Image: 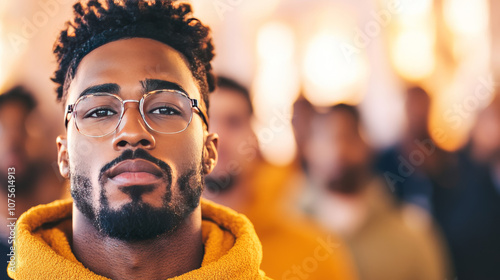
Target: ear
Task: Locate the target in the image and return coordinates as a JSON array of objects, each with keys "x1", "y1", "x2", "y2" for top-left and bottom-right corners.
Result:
[
  {"x1": 202, "y1": 132, "x2": 218, "y2": 174},
  {"x1": 56, "y1": 135, "x2": 70, "y2": 179}
]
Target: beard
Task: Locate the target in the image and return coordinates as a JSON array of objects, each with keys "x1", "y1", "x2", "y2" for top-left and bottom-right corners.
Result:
[
  {"x1": 325, "y1": 165, "x2": 370, "y2": 194},
  {"x1": 70, "y1": 149, "x2": 203, "y2": 241},
  {"x1": 204, "y1": 173, "x2": 238, "y2": 194}
]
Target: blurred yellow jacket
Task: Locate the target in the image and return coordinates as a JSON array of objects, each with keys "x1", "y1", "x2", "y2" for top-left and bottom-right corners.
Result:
[{"x1": 235, "y1": 161, "x2": 359, "y2": 280}]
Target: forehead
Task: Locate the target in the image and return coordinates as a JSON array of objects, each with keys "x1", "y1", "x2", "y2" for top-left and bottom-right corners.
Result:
[
  {"x1": 66, "y1": 38, "x2": 200, "y2": 104},
  {"x1": 313, "y1": 110, "x2": 358, "y2": 135},
  {"x1": 0, "y1": 101, "x2": 29, "y2": 120}
]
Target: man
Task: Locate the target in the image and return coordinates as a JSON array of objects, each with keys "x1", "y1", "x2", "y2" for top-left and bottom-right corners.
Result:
[
  {"x1": 431, "y1": 94, "x2": 500, "y2": 279},
  {"x1": 204, "y1": 77, "x2": 259, "y2": 210},
  {"x1": 302, "y1": 104, "x2": 449, "y2": 280},
  {"x1": 376, "y1": 86, "x2": 456, "y2": 213},
  {"x1": 9, "y1": 1, "x2": 269, "y2": 279},
  {"x1": 204, "y1": 77, "x2": 359, "y2": 280}
]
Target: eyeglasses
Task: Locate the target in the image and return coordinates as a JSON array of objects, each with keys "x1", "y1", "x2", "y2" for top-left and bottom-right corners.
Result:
[{"x1": 64, "y1": 89, "x2": 209, "y2": 137}]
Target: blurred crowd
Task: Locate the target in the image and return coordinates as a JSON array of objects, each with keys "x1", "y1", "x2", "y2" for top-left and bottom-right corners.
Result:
[
  {"x1": 2, "y1": 0, "x2": 500, "y2": 279},
  {"x1": 201, "y1": 77, "x2": 500, "y2": 280}
]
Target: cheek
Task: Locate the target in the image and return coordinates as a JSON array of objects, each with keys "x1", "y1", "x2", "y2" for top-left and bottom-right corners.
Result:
[
  {"x1": 68, "y1": 136, "x2": 92, "y2": 173},
  {"x1": 158, "y1": 130, "x2": 204, "y2": 173},
  {"x1": 67, "y1": 134, "x2": 107, "y2": 184},
  {"x1": 67, "y1": 135, "x2": 118, "y2": 209}
]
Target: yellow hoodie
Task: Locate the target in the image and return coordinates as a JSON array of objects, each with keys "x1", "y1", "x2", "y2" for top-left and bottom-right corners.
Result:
[{"x1": 8, "y1": 199, "x2": 271, "y2": 279}]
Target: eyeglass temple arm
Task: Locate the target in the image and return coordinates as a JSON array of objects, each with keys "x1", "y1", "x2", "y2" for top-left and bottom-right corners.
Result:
[
  {"x1": 64, "y1": 105, "x2": 74, "y2": 128},
  {"x1": 191, "y1": 99, "x2": 209, "y2": 129}
]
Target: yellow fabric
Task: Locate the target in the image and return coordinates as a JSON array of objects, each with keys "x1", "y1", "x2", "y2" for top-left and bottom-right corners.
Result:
[
  {"x1": 8, "y1": 198, "x2": 271, "y2": 279},
  {"x1": 242, "y1": 161, "x2": 359, "y2": 280}
]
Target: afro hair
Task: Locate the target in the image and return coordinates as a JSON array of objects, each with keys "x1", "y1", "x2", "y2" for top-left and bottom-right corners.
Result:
[{"x1": 52, "y1": 0, "x2": 215, "y2": 109}]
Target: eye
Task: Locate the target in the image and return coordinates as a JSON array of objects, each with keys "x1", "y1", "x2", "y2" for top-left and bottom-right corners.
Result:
[
  {"x1": 149, "y1": 106, "x2": 182, "y2": 116},
  {"x1": 85, "y1": 108, "x2": 117, "y2": 118}
]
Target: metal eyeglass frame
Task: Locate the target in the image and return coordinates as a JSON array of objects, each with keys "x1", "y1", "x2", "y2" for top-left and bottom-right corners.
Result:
[{"x1": 64, "y1": 89, "x2": 209, "y2": 137}]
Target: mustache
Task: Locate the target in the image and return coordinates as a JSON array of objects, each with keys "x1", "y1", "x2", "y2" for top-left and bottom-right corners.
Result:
[{"x1": 99, "y1": 149, "x2": 172, "y2": 182}]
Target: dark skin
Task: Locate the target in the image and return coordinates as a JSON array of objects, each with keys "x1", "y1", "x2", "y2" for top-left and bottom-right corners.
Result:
[
  {"x1": 204, "y1": 87, "x2": 259, "y2": 211},
  {"x1": 305, "y1": 110, "x2": 373, "y2": 194},
  {"x1": 56, "y1": 38, "x2": 218, "y2": 280}
]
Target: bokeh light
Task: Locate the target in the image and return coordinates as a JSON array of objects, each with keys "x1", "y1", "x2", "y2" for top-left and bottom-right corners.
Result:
[
  {"x1": 391, "y1": 28, "x2": 436, "y2": 81},
  {"x1": 443, "y1": 0, "x2": 489, "y2": 36},
  {"x1": 302, "y1": 32, "x2": 369, "y2": 106},
  {"x1": 253, "y1": 21, "x2": 299, "y2": 166}
]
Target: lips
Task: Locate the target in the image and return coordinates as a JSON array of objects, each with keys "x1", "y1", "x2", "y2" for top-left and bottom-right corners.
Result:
[{"x1": 106, "y1": 159, "x2": 164, "y2": 186}]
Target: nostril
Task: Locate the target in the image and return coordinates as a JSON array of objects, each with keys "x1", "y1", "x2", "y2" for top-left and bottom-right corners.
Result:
[
  {"x1": 139, "y1": 139, "x2": 151, "y2": 147},
  {"x1": 117, "y1": 140, "x2": 128, "y2": 147},
  {"x1": 116, "y1": 139, "x2": 151, "y2": 148}
]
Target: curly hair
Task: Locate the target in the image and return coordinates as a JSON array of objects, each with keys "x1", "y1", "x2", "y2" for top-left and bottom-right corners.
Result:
[{"x1": 52, "y1": 0, "x2": 215, "y2": 109}]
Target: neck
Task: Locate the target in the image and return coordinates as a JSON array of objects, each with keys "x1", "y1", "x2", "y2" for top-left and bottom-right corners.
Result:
[{"x1": 72, "y1": 205, "x2": 204, "y2": 280}]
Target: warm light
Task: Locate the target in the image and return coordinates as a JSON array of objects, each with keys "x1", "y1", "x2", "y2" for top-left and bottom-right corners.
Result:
[
  {"x1": 254, "y1": 21, "x2": 298, "y2": 110},
  {"x1": 252, "y1": 21, "x2": 299, "y2": 166},
  {"x1": 443, "y1": 0, "x2": 489, "y2": 35},
  {"x1": 252, "y1": 116, "x2": 298, "y2": 167},
  {"x1": 257, "y1": 21, "x2": 295, "y2": 63},
  {"x1": 392, "y1": 28, "x2": 435, "y2": 81},
  {"x1": 302, "y1": 32, "x2": 368, "y2": 106},
  {"x1": 252, "y1": 69, "x2": 299, "y2": 166},
  {"x1": 189, "y1": 0, "x2": 281, "y2": 24},
  {"x1": 398, "y1": 0, "x2": 433, "y2": 17},
  {"x1": 236, "y1": 0, "x2": 282, "y2": 21}
]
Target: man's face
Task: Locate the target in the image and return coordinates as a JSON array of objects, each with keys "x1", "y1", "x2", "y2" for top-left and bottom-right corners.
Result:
[
  {"x1": 0, "y1": 101, "x2": 30, "y2": 178},
  {"x1": 405, "y1": 90, "x2": 430, "y2": 137},
  {"x1": 305, "y1": 110, "x2": 370, "y2": 192},
  {"x1": 57, "y1": 38, "x2": 217, "y2": 241},
  {"x1": 208, "y1": 87, "x2": 256, "y2": 179}
]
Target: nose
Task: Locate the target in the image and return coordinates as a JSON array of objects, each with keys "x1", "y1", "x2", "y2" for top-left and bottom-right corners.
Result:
[{"x1": 112, "y1": 103, "x2": 156, "y2": 151}]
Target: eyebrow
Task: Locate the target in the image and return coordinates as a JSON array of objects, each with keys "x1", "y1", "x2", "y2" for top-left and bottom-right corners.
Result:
[
  {"x1": 141, "y1": 79, "x2": 187, "y2": 96},
  {"x1": 78, "y1": 83, "x2": 121, "y2": 99},
  {"x1": 77, "y1": 79, "x2": 188, "y2": 100}
]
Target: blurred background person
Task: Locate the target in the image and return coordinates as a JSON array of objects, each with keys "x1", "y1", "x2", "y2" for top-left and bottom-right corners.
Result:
[
  {"x1": 375, "y1": 85, "x2": 500, "y2": 279},
  {"x1": 375, "y1": 86, "x2": 457, "y2": 213},
  {"x1": 292, "y1": 95, "x2": 316, "y2": 172},
  {"x1": 279, "y1": 95, "x2": 318, "y2": 219},
  {"x1": 204, "y1": 76, "x2": 359, "y2": 280},
  {"x1": 0, "y1": 86, "x2": 67, "y2": 278},
  {"x1": 204, "y1": 76, "x2": 260, "y2": 211},
  {"x1": 431, "y1": 93, "x2": 500, "y2": 279},
  {"x1": 301, "y1": 104, "x2": 449, "y2": 280}
]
